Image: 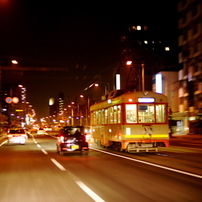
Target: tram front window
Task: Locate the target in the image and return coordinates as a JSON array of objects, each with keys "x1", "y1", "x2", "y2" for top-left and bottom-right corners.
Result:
[
  {"x1": 126, "y1": 104, "x2": 137, "y2": 123},
  {"x1": 138, "y1": 104, "x2": 154, "y2": 123}
]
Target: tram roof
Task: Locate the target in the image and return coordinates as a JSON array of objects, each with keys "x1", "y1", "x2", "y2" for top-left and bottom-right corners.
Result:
[{"x1": 90, "y1": 91, "x2": 168, "y2": 111}]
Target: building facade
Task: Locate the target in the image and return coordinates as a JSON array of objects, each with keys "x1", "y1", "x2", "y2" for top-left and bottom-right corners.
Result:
[{"x1": 178, "y1": 0, "x2": 202, "y2": 133}]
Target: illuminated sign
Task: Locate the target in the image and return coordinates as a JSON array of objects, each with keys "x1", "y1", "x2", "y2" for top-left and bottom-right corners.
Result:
[
  {"x1": 138, "y1": 98, "x2": 155, "y2": 103},
  {"x1": 5, "y1": 97, "x2": 12, "y2": 103},
  {"x1": 5, "y1": 97, "x2": 19, "y2": 104},
  {"x1": 15, "y1": 109, "x2": 23, "y2": 112},
  {"x1": 155, "y1": 73, "x2": 163, "y2": 93},
  {"x1": 116, "y1": 74, "x2": 120, "y2": 90}
]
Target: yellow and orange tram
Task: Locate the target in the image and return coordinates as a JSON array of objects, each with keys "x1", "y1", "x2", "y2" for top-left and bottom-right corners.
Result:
[{"x1": 90, "y1": 91, "x2": 169, "y2": 153}]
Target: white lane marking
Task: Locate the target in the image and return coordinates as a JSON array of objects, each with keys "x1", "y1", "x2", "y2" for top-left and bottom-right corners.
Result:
[
  {"x1": 41, "y1": 149, "x2": 48, "y2": 155},
  {"x1": 0, "y1": 140, "x2": 7, "y2": 146},
  {"x1": 32, "y1": 138, "x2": 48, "y2": 155},
  {"x1": 51, "y1": 158, "x2": 66, "y2": 171},
  {"x1": 76, "y1": 181, "x2": 105, "y2": 202},
  {"x1": 90, "y1": 147, "x2": 202, "y2": 179},
  {"x1": 32, "y1": 137, "x2": 37, "y2": 144}
]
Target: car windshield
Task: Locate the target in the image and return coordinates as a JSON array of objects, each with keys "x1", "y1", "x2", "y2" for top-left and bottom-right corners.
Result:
[{"x1": 9, "y1": 129, "x2": 25, "y2": 134}]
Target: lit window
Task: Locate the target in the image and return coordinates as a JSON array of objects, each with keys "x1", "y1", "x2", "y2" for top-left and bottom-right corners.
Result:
[
  {"x1": 165, "y1": 47, "x2": 170, "y2": 51},
  {"x1": 117, "y1": 105, "x2": 121, "y2": 123}
]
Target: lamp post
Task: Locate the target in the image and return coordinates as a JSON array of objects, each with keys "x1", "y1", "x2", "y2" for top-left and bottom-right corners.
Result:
[
  {"x1": 79, "y1": 95, "x2": 90, "y2": 126},
  {"x1": 141, "y1": 63, "x2": 145, "y2": 91},
  {"x1": 126, "y1": 60, "x2": 145, "y2": 91}
]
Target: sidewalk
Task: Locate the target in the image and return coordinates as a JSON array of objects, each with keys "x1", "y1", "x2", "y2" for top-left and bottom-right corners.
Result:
[{"x1": 170, "y1": 133, "x2": 202, "y2": 142}]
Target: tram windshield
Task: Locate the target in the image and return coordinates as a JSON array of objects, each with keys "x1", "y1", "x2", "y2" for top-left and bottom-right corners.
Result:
[{"x1": 126, "y1": 104, "x2": 166, "y2": 123}]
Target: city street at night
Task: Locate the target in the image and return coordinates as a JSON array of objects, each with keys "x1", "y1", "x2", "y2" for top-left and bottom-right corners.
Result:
[
  {"x1": 0, "y1": 133, "x2": 201, "y2": 202},
  {"x1": 0, "y1": 1, "x2": 202, "y2": 202}
]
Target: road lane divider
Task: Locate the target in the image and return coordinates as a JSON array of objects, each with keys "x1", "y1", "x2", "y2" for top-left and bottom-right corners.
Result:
[
  {"x1": 41, "y1": 149, "x2": 48, "y2": 155},
  {"x1": 76, "y1": 181, "x2": 105, "y2": 202},
  {"x1": 32, "y1": 137, "x2": 49, "y2": 155},
  {"x1": 50, "y1": 158, "x2": 66, "y2": 171},
  {"x1": 31, "y1": 137, "x2": 105, "y2": 201}
]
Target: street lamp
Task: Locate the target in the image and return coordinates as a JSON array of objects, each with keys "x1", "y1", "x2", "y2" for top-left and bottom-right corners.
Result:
[
  {"x1": 126, "y1": 60, "x2": 132, "y2": 65},
  {"x1": 94, "y1": 82, "x2": 110, "y2": 96}
]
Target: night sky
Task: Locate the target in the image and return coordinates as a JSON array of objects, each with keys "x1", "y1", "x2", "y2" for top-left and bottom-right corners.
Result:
[{"x1": 0, "y1": 0, "x2": 178, "y2": 118}]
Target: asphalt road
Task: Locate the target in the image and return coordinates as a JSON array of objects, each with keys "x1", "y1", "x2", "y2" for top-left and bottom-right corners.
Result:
[{"x1": 0, "y1": 134, "x2": 202, "y2": 202}]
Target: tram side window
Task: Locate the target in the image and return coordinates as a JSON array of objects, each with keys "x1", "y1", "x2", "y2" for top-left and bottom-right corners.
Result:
[
  {"x1": 101, "y1": 109, "x2": 105, "y2": 124},
  {"x1": 156, "y1": 104, "x2": 166, "y2": 123},
  {"x1": 98, "y1": 110, "x2": 102, "y2": 124},
  {"x1": 138, "y1": 104, "x2": 154, "y2": 123},
  {"x1": 113, "y1": 106, "x2": 117, "y2": 123},
  {"x1": 126, "y1": 104, "x2": 137, "y2": 123},
  {"x1": 109, "y1": 107, "x2": 114, "y2": 124},
  {"x1": 104, "y1": 109, "x2": 108, "y2": 124},
  {"x1": 95, "y1": 111, "x2": 98, "y2": 124},
  {"x1": 93, "y1": 111, "x2": 97, "y2": 125},
  {"x1": 117, "y1": 105, "x2": 121, "y2": 123}
]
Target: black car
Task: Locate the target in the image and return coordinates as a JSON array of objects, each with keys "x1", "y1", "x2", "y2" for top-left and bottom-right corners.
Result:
[{"x1": 56, "y1": 126, "x2": 89, "y2": 155}]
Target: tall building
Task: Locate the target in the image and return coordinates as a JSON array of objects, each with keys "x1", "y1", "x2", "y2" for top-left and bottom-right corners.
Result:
[
  {"x1": 118, "y1": 25, "x2": 178, "y2": 92},
  {"x1": 178, "y1": 0, "x2": 202, "y2": 133},
  {"x1": 58, "y1": 93, "x2": 64, "y2": 114},
  {"x1": 49, "y1": 93, "x2": 64, "y2": 117}
]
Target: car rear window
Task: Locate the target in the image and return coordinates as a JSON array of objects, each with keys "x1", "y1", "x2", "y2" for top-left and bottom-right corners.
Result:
[
  {"x1": 60, "y1": 127, "x2": 81, "y2": 135},
  {"x1": 9, "y1": 130, "x2": 25, "y2": 134}
]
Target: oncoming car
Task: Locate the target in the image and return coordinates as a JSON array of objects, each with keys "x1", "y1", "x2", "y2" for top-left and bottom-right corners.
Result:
[
  {"x1": 37, "y1": 128, "x2": 48, "y2": 136},
  {"x1": 56, "y1": 126, "x2": 89, "y2": 155},
  {"x1": 7, "y1": 129, "x2": 28, "y2": 145}
]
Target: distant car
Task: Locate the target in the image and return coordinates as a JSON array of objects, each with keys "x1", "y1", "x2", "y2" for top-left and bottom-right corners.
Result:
[
  {"x1": 44, "y1": 127, "x2": 52, "y2": 131},
  {"x1": 56, "y1": 126, "x2": 89, "y2": 155},
  {"x1": 7, "y1": 129, "x2": 28, "y2": 145},
  {"x1": 37, "y1": 128, "x2": 48, "y2": 135}
]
